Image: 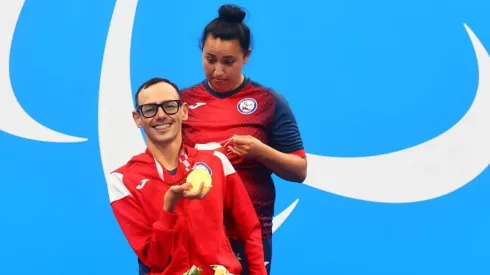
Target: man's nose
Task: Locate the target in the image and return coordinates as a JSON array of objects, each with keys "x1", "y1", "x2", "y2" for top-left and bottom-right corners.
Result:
[{"x1": 155, "y1": 106, "x2": 168, "y2": 118}]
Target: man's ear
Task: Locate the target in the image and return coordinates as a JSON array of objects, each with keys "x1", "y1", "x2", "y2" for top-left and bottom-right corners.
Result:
[
  {"x1": 181, "y1": 102, "x2": 189, "y2": 121},
  {"x1": 132, "y1": 110, "x2": 142, "y2": 128}
]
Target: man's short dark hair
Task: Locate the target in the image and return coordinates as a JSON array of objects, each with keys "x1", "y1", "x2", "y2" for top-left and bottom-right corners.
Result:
[{"x1": 134, "y1": 77, "x2": 180, "y2": 107}]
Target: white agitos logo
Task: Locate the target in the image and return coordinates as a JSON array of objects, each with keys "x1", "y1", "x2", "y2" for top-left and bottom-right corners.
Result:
[
  {"x1": 2, "y1": 1, "x2": 489, "y2": 233},
  {"x1": 0, "y1": 1, "x2": 87, "y2": 143}
]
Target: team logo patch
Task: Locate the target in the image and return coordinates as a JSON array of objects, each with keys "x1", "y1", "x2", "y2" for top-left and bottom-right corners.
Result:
[
  {"x1": 237, "y1": 98, "x2": 257, "y2": 114},
  {"x1": 193, "y1": 162, "x2": 212, "y2": 175}
]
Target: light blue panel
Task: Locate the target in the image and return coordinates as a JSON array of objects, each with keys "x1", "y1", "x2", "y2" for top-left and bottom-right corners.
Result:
[{"x1": 0, "y1": 0, "x2": 488, "y2": 274}]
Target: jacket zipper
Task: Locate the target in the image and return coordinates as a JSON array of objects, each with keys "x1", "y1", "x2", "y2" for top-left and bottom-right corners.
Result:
[{"x1": 184, "y1": 199, "x2": 193, "y2": 266}]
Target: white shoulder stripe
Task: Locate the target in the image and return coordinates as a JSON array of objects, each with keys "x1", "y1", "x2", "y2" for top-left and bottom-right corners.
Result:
[
  {"x1": 213, "y1": 151, "x2": 236, "y2": 176},
  {"x1": 108, "y1": 172, "x2": 131, "y2": 203}
]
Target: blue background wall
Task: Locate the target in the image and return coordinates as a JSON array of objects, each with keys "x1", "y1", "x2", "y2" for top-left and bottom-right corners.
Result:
[{"x1": 1, "y1": 0, "x2": 489, "y2": 274}]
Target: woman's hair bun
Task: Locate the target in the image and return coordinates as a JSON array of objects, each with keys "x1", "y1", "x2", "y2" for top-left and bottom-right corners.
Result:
[{"x1": 218, "y1": 4, "x2": 246, "y2": 24}]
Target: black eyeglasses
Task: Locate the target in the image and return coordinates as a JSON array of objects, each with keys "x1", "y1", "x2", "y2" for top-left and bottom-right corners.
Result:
[{"x1": 137, "y1": 100, "x2": 182, "y2": 118}]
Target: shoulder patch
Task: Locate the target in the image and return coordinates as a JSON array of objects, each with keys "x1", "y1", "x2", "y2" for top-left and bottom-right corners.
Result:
[{"x1": 193, "y1": 161, "x2": 213, "y2": 176}]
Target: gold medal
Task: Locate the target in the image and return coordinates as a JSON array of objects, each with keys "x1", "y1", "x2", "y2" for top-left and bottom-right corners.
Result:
[
  {"x1": 211, "y1": 265, "x2": 233, "y2": 275},
  {"x1": 183, "y1": 265, "x2": 202, "y2": 275},
  {"x1": 186, "y1": 167, "x2": 212, "y2": 196}
]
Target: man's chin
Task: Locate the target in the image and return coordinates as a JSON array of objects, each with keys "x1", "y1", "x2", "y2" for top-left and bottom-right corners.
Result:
[
  {"x1": 154, "y1": 134, "x2": 173, "y2": 143},
  {"x1": 144, "y1": 130, "x2": 166, "y2": 141}
]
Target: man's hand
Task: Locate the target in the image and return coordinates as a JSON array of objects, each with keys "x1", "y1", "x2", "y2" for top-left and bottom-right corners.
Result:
[{"x1": 163, "y1": 181, "x2": 208, "y2": 212}]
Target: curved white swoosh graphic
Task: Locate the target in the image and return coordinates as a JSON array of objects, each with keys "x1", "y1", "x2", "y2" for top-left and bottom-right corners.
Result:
[
  {"x1": 0, "y1": 0, "x2": 87, "y2": 143},
  {"x1": 97, "y1": 0, "x2": 297, "y2": 233},
  {"x1": 98, "y1": 0, "x2": 146, "y2": 182},
  {"x1": 98, "y1": 0, "x2": 489, "y2": 232},
  {"x1": 271, "y1": 199, "x2": 299, "y2": 233},
  {"x1": 304, "y1": 24, "x2": 489, "y2": 203}
]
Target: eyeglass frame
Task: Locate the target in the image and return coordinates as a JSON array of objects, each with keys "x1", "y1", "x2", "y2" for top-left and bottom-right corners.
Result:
[{"x1": 136, "y1": 100, "x2": 182, "y2": 118}]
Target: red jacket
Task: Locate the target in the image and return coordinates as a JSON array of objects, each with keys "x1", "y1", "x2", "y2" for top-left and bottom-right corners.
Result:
[{"x1": 107, "y1": 145, "x2": 266, "y2": 275}]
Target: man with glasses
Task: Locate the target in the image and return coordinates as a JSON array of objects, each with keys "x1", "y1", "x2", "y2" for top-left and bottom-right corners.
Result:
[{"x1": 106, "y1": 77, "x2": 267, "y2": 275}]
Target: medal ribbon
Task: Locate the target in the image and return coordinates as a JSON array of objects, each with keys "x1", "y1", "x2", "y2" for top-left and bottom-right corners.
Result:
[
  {"x1": 194, "y1": 136, "x2": 236, "y2": 155},
  {"x1": 153, "y1": 146, "x2": 192, "y2": 185}
]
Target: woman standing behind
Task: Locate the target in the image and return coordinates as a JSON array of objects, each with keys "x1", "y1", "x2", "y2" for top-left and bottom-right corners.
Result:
[{"x1": 181, "y1": 4, "x2": 307, "y2": 275}]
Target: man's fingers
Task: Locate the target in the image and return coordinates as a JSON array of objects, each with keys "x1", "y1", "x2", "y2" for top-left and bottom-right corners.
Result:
[
  {"x1": 183, "y1": 181, "x2": 204, "y2": 198},
  {"x1": 196, "y1": 181, "x2": 204, "y2": 194},
  {"x1": 180, "y1": 182, "x2": 192, "y2": 191},
  {"x1": 199, "y1": 187, "x2": 211, "y2": 199}
]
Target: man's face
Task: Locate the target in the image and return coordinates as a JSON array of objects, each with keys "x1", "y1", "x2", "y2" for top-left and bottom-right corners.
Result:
[{"x1": 132, "y1": 82, "x2": 188, "y2": 145}]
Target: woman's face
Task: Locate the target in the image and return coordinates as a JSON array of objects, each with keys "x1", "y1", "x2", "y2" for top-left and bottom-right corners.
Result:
[{"x1": 202, "y1": 34, "x2": 250, "y2": 92}]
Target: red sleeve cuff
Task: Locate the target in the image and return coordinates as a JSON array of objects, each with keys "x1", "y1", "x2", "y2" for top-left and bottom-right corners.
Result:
[
  {"x1": 153, "y1": 210, "x2": 179, "y2": 231},
  {"x1": 288, "y1": 149, "x2": 306, "y2": 158}
]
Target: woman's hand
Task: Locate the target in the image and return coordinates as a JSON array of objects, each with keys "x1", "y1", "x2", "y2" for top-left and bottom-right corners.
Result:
[{"x1": 227, "y1": 135, "x2": 267, "y2": 159}]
